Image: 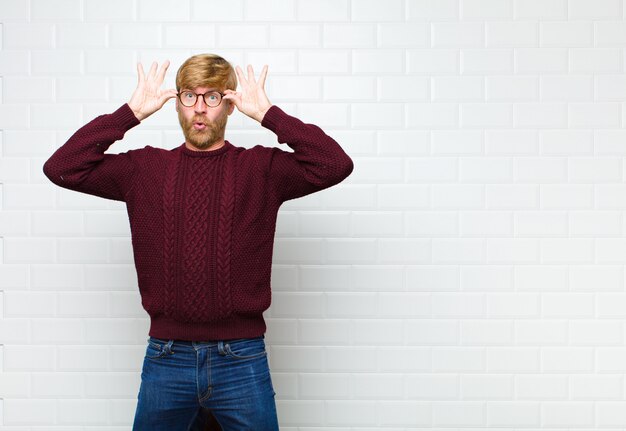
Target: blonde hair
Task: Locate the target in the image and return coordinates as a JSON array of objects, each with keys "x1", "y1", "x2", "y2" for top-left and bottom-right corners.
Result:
[{"x1": 175, "y1": 54, "x2": 237, "y2": 92}]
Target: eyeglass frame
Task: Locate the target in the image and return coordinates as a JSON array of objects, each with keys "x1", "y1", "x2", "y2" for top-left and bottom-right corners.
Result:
[{"x1": 177, "y1": 89, "x2": 226, "y2": 108}]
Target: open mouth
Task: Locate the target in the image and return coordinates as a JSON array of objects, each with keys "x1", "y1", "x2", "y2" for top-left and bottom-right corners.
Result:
[{"x1": 193, "y1": 122, "x2": 207, "y2": 131}]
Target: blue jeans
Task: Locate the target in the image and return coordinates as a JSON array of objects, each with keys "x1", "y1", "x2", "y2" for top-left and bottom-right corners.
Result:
[{"x1": 132, "y1": 336, "x2": 279, "y2": 430}]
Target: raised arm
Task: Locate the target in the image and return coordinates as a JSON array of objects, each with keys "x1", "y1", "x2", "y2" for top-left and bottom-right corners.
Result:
[
  {"x1": 224, "y1": 64, "x2": 353, "y2": 202},
  {"x1": 43, "y1": 61, "x2": 176, "y2": 201}
]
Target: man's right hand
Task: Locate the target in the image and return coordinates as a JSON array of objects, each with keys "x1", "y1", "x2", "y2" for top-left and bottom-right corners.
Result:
[{"x1": 128, "y1": 61, "x2": 177, "y2": 121}]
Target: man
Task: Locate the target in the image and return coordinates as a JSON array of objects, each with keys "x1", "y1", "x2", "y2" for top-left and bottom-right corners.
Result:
[{"x1": 43, "y1": 54, "x2": 353, "y2": 430}]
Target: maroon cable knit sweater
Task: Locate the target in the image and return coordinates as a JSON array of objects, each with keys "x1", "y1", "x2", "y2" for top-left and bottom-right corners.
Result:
[{"x1": 43, "y1": 104, "x2": 353, "y2": 340}]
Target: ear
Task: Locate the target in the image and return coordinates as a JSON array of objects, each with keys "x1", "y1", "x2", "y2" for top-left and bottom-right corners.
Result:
[
  {"x1": 227, "y1": 101, "x2": 235, "y2": 115},
  {"x1": 175, "y1": 98, "x2": 179, "y2": 112}
]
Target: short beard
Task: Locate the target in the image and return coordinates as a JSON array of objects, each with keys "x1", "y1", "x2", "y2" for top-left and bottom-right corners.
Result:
[{"x1": 178, "y1": 110, "x2": 228, "y2": 151}]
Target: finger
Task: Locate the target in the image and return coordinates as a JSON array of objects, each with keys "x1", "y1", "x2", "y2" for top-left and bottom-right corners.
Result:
[
  {"x1": 137, "y1": 62, "x2": 146, "y2": 83},
  {"x1": 258, "y1": 65, "x2": 269, "y2": 88},
  {"x1": 157, "y1": 60, "x2": 170, "y2": 85},
  {"x1": 247, "y1": 65, "x2": 255, "y2": 84},
  {"x1": 235, "y1": 65, "x2": 247, "y2": 87},
  {"x1": 159, "y1": 89, "x2": 178, "y2": 105},
  {"x1": 148, "y1": 61, "x2": 158, "y2": 80}
]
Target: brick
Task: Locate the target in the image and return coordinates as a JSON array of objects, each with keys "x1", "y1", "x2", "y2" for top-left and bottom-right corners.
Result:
[
  {"x1": 569, "y1": 0, "x2": 622, "y2": 19},
  {"x1": 515, "y1": 48, "x2": 568, "y2": 73},
  {"x1": 324, "y1": 77, "x2": 375, "y2": 101},
  {"x1": 270, "y1": 77, "x2": 321, "y2": 101},
  {"x1": 4, "y1": 23, "x2": 54, "y2": 48},
  {"x1": 432, "y1": 185, "x2": 484, "y2": 209},
  {"x1": 460, "y1": 211, "x2": 512, "y2": 236},
  {"x1": 57, "y1": 23, "x2": 107, "y2": 48},
  {"x1": 298, "y1": 320, "x2": 351, "y2": 345},
  {"x1": 32, "y1": 319, "x2": 84, "y2": 343},
  {"x1": 488, "y1": 402, "x2": 541, "y2": 426},
  {"x1": 408, "y1": 0, "x2": 460, "y2": 20},
  {"x1": 4, "y1": 346, "x2": 56, "y2": 371},
  {"x1": 379, "y1": 23, "x2": 428, "y2": 47},
  {"x1": 461, "y1": 265, "x2": 513, "y2": 291},
  {"x1": 461, "y1": 320, "x2": 513, "y2": 345},
  {"x1": 4, "y1": 238, "x2": 56, "y2": 263},
  {"x1": 462, "y1": 0, "x2": 513, "y2": 19},
  {"x1": 31, "y1": 0, "x2": 81, "y2": 21},
  {"x1": 299, "y1": 373, "x2": 349, "y2": 399},
  {"x1": 3, "y1": 400, "x2": 57, "y2": 425},
  {"x1": 514, "y1": 0, "x2": 566, "y2": 19},
  {"x1": 84, "y1": 0, "x2": 134, "y2": 20},
  {"x1": 432, "y1": 76, "x2": 484, "y2": 101},
  {"x1": 541, "y1": 22, "x2": 593, "y2": 47},
  {"x1": 542, "y1": 402, "x2": 594, "y2": 427},
  {"x1": 486, "y1": 22, "x2": 538, "y2": 47},
  {"x1": 270, "y1": 25, "x2": 320, "y2": 48},
  {"x1": 513, "y1": 157, "x2": 567, "y2": 182},
  {"x1": 540, "y1": 129, "x2": 592, "y2": 155},
  {"x1": 570, "y1": 321, "x2": 622, "y2": 345},
  {"x1": 514, "y1": 103, "x2": 567, "y2": 128},
  {"x1": 571, "y1": 266, "x2": 622, "y2": 292},
  {"x1": 463, "y1": 376, "x2": 513, "y2": 400},
  {"x1": 432, "y1": 130, "x2": 482, "y2": 155},
  {"x1": 58, "y1": 292, "x2": 108, "y2": 317},
  {"x1": 596, "y1": 21, "x2": 626, "y2": 46},
  {"x1": 408, "y1": 103, "x2": 459, "y2": 128},
  {"x1": 571, "y1": 49, "x2": 622, "y2": 73},
  {"x1": 217, "y1": 24, "x2": 268, "y2": 48},
  {"x1": 488, "y1": 294, "x2": 539, "y2": 318},
  {"x1": 540, "y1": 184, "x2": 592, "y2": 209},
  {"x1": 487, "y1": 184, "x2": 538, "y2": 209},
  {"x1": 407, "y1": 157, "x2": 457, "y2": 182},
  {"x1": 487, "y1": 76, "x2": 539, "y2": 101},
  {"x1": 352, "y1": 211, "x2": 403, "y2": 237},
  {"x1": 352, "y1": 49, "x2": 404, "y2": 74},
  {"x1": 462, "y1": 49, "x2": 513, "y2": 74},
  {"x1": 244, "y1": 0, "x2": 295, "y2": 20},
  {"x1": 433, "y1": 239, "x2": 485, "y2": 263},
  {"x1": 462, "y1": 103, "x2": 513, "y2": 127},
  {"x1": 487, "y1": 347, "x2": 539, "y2": 372},
  {"x1": 514, "y1": 212, "x2": 568, "y2": 237},
  {"x1": 0, "y1": 0, "x2": 29, "y2": 20},
  {"x1": 515, "y1": 265, "x2": 568, "y2": 291},
  {"x1": 460, "y1": 157, "x2": 513, "y2": 182},
  {"x1": 406, "y1": 211, "x2": 458, "y2": 236},
  {"x1": 487, "y1": 239, "x2": 539, "y2": 263},
  {"x1": 432, "y1": 22, "x2": 485, "y2": 47},
  {"x1": 408, "y1": 49, "x2": 459, "y2": 74},
  {"x1": 433, "y1": 402, "x2": 485, "y2": 426},
  {"x1": 516, "y1": 321, "x2": 568, "y2": 345},
  {"x1": 298, "y1": 50, "x2": 350, "y2": 73},
  {"x1": 569, "y1": 103, "x2": 621, "y2": 128},
  {"x1": 542, "y1": 238, "x2": 595, "y2": 263},
  {"x1": 486, "y1": 130, "x2": 538, "y2": 155},
  {"x1": 296, "y1": 0, "x2": 348, "y2": 21}
]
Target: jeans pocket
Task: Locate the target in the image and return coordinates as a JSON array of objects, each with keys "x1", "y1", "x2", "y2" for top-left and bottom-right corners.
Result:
[
  {"x1": 224, "y1": 338, "x2": 267, "y2": 360},
  {"x1": 145, "y1": 337, "x2": 169, "y2": 359}
]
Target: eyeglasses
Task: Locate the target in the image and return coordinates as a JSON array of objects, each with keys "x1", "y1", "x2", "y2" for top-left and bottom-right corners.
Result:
[{"x1": 177, "y1": 90, "x2": 225, "y2": 108}]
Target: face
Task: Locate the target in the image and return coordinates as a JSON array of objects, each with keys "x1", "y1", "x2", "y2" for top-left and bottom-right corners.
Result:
[{"x1": 176, "y1": 86, "x2": 235, "y2": 151}]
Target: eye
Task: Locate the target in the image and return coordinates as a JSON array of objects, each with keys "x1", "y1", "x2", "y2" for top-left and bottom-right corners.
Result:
[
  {"x1": 207, "y1": 93, "x2": 219, "y2": 101},
  {"x1": 182, "y1": 92, "x2": 195, "y2": 100}
]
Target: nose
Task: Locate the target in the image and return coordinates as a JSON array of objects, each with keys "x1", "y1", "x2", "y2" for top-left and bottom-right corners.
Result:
[{"x1": 194, "y1": 96, "x2": 207, "y2": 113}]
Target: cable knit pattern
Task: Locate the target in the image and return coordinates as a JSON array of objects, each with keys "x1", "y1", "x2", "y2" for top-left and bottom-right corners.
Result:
[
  {"x1": 162, "y1": 150, "x2": 181, "y2": 318},
  {"x1": 43, "y1": 103, "x2": 354, "y2": 341},
  {"x1": 215, "y1": 150, "x2": 237, "y2": 320}
]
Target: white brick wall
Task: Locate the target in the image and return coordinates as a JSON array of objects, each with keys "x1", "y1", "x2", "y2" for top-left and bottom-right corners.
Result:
[{"x1": 4, "y1": 0, "x2": 626, "y2": 428}]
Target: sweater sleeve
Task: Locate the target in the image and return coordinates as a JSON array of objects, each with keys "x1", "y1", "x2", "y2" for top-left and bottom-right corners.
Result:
[
  {"x1": 259, "y1": 105, "x2": 354, "y2": 202},
  {"x1": 43, "y1": 104, "x2": 141, "y2": 201}
]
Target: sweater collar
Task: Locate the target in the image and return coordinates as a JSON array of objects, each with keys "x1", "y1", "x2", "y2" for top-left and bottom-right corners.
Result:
[{"x1": 179, "y1": 141, "x2": 233, "y2": 158}]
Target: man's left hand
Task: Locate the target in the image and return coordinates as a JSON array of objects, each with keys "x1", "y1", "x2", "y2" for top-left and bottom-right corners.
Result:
[{"x1": 223, "y1": 65, "x2": 272, "y2": 123}]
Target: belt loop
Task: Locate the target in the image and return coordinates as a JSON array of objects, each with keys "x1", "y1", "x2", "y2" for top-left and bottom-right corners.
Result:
[
  {"x1": 164, "y1": 340, "x2": 174, "y2": 355},
  {"x1": 217, "y1": 341, "x2": 227, "y2": 356}
]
